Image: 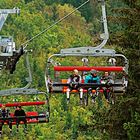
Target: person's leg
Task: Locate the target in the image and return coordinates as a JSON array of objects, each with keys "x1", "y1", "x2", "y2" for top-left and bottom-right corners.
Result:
[
  {"x1": 104, "y1": 90, "x2": 108, "y2": 99},
  {"x1": 8, "y1": 121, "x2": 12, "y2": 134},
  {"x1": 23, "y1": 119, "x2": 27, "y2": 133},
  {"x1": 0, "y1": 122, "x2": 3, "y2": 136},
  {"x1": 0, "y1": 121, "x2": 4, "y2": 137},
  {"x1": 88, "y1": 88, "x2": 92, "y2": 96},
  {"x1": 79, "y1": 88, "x2": 83, "y2": 104},
  {"x1": 24, "y1": 119, "x2": 27, "y2": 129},
  {"x1": 92, "y1": 88, "x2": 99, "y2": 103},
  {"x1": 87, "y1": 88, "x2": 95, "y2": 103},
  {"x1": 103, "y1": 87, "x2": 108, "y2": 100},
  {"x1": 66, "y1": 88, "x2": 70, "y2": 104},
  {"x1": 91, "y1": 95, "x2": 96, "y2": 103},
  {"x1": 103, "y1": 88, "x2": 110, "y2": 103},
  {"x1": 106, "y1": 88, "x2": 110, "y2": 102},
  {"x1": 16, "y1": 119, "x2": 20, "y2": 132}
]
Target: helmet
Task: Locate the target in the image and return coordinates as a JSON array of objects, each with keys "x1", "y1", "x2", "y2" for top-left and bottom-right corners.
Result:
[
  {"x1": 90, "y1": 69, "x2": 97, "y2": 74},
  {"x1": 108, "y1": 58, "x2": 116, "y2": 65},
  {"x1": 73, "y1": 69, "x2": 78, "y2": 73}
]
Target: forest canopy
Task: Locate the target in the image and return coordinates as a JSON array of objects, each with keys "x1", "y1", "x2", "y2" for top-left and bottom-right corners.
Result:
[{"x1": 0, "y1": 0, "x2": 139, "y2": 139}]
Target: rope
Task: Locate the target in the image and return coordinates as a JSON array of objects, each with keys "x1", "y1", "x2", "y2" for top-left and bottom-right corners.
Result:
[{"x1": 21, "y1": 0, "x2": 90, "y2": 49}]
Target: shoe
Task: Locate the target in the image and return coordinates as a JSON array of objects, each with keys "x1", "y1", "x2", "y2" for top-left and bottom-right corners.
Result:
[
  {"x1": 112, "y1": 100, "x2": 115, "y2": 105},
  {"x1": 23, "y1": 128, "x2": 27, "y2": 134},
  {"x1": 0, "y1": 134, "x2": 2, "y2": 138},
  {"x1": 90, "y1": 93, "x2": 92, "y2": 97},
  {"x1": 88, "y1": 88, "x2": 92, "y2": 96},
  {"x1": 106, "y1": 99, "x2": 110, "y2": 103},
  {"x1": 10, "y1": 132, "x2": 12, "y2": 136},
  {"x1": 10, "y1": 130, "x2": 12, "y2": 136},
  {"x1": 92, "y1": 99, "x2": 96, "y2": 103},
  {"x1": 67, "y1": 99, "x2": 70, "y2": 104},
  {"x1": 79, "y1": 99, "x2": 83, "y2": 105}
]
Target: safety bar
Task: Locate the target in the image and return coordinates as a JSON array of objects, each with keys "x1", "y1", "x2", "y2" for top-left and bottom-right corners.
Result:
[
  {"x1": 0, "y1": 115, "x2": 48, "y2": 121},
  {"x1": 0, "y1": 101, "x2": 46, "y2": 107},
  {"x1": 52, "y1": 83, "x2": 123, "y2": 87},
  {"x1": 54, "y1": 66, "x2": 124, "y2": 72}
]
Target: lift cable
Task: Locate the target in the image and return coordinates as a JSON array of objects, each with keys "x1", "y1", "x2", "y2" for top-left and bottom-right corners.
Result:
[{"x1": 21, "y1": 0, "x2": 90, "y2": 49}]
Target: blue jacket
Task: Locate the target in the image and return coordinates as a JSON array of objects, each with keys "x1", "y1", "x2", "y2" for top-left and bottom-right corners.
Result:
[{"x1": 85, "y1": 74, "x2": 100, "y2": 84}]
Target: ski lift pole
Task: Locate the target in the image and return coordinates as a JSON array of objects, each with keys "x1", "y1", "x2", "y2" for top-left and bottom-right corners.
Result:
[
  {"x1": 23, "y1": 50, "x2": 32, "y2": 89},
  {"x1": 101, "y1": 0, "x2": 109, "y2": 39},
  {"x1": 21, "y1": 0, "x2": 90, "y2": 49},
  {"x1": 97, "y1": 0, "x2": 109, "y2": 49}
]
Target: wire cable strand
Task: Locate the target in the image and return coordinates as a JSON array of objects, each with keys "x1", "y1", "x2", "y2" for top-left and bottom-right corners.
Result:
[{"x1": 21, "y1": 0, "x2": 90, "y2": 49}]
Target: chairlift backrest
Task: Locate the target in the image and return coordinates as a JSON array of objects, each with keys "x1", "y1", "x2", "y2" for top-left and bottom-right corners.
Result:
[{"x1": 0, "y1": 36, "x2": 14, "y2": 57}]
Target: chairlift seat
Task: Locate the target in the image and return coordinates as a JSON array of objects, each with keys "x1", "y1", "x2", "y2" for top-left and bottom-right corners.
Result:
[
  {"x1": 2, "y1": 111, "x2": 48, "y2": 125},
  {"x1": 58, "y1": 79, "x2": 108, "y2": 94},
  {"x1": 0, "y1": 101, "x2": 49, "y2": 124}
]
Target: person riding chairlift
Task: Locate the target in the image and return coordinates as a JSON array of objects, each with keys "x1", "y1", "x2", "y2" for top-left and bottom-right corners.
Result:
[
  {"x1": 66, "y1": 69, "x2": 83, "y2": 104},
  {"x1": 0, "y1": 105, "x2": 12, "y2": 137},
  {"x1": 101, "y1": 71, "x2": 114, "y2": 103},
  {"x1": 85, "y1": 69, "x2": 100, "y2": 103},
  {"x1": 14, "y1": 105, "x2": 27, "y2": 133}
]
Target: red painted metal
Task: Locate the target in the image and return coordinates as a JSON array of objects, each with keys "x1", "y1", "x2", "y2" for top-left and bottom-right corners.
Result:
[
  {"x1": 54, "y1": 66, "x2": 124, "y2": 72},
  {"x1": 3, "y1": 112, "x2": 48, "y2": 124},
  {"x1": 0, "y1": 101, "x2": 46, "y2": 107}
]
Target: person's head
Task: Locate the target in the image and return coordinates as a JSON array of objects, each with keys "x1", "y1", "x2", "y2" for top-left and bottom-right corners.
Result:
[
  {"x1": 108, "y1": 58, "x2": 116, "y2": 66},
  {"x1": 2, "y1": 105, "x2": 6, "y2": 110},
  {"x1": 16, "y1": 105, "x2": 21, "y2": 110},
  {"x1": 90, "y1": 69, "x2": 97, "y2": 76},
  {"x1": 73, "y1": 69, "x2": 78, "y2": 75},
  {"x1": 104, "y1": 71, "x2": 109, "y2": 77}
]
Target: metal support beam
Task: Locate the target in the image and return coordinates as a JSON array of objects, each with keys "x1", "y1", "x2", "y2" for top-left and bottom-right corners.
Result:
[
  {"x1": 0, "y1": 88, "x2": 38, "y2": 96},
  {"x1": 23, "y1": 52, "x2": 33, "y2": 89},
  {"x1": 60, "y1": 0, "x2": 109, "y2": 55},
  {"x1": 0, "y1": 8, "x2": 20, "y2": 31},
  {"x1": 60, "y1": 48, "x2": 116, "y2": 56}
]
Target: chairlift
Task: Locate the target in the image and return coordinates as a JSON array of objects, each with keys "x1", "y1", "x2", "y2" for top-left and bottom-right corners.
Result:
[
  {"x1": 0, "y1": 8, "x2": 24, "y2": 73},
  {"x1": 45, "y1": 0, "x2": 129, "y2": 105},
  {"x1": 45, "y1": 50, "x2": 128, "y2": 104},
  {"x1": 0, "y1": 91, "x2": 50, "y2": 125}
]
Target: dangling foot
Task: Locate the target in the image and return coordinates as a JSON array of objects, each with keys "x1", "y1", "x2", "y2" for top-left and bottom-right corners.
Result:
[
  {"x1": 10, "y1": 129, "x2": 12, "y2": 136},
  {"x1": 16, "y1": 129, "x2": 19, "y2": 133},
  {"x1": 106, "y1": 99, "x2": 110, "y2": 103},
  {"x1": 88, "y1": 88, "x2": 92, "y2": 97},
  {"x1": 79, "y1": 99, "x2": 83, "y2": 105},
  {"x1": 23, "y1": 128, "x2": 27, "y2": 134},
  {"x1": 111, "y1": 100, "x2": 115, "y2": 105},
  {"x1": 0, "y1": 132, "x2": 2, "y2": 138},
  {"x1": 92, "y1": 98, "x2": 96, "y2": 103},
  {"x1": 67, "y1": 99, "x2": 70, "y2": 104}
]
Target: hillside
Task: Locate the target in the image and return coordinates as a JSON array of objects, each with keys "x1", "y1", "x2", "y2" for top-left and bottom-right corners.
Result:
[{"x1": 0, "y1": 0, "x2": 140, "y2": 139}]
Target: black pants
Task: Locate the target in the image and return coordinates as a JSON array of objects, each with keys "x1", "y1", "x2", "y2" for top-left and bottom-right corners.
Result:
[
  {"x1": 87, "y1": 87, "x2": 98, "y2": 100},
  {"x1": 0, "y1": 120, "x2": 12, "y2": 131},
  {"x1": 103, "y1": 87, "x2": 111, "y2": 100},
  {"x1": 16, "y1": 118, "x2": 27, "y2": 129}
]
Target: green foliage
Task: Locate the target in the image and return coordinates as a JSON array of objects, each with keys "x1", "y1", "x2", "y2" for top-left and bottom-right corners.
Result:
[
  {"x1": 0, "y1": 0, "x2": 139, "y2": 140},
  {"x1": 123, "y1": 112, "x2": 140, "y2": 140}
]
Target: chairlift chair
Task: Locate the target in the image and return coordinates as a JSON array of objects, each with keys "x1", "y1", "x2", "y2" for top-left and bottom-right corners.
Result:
[
  {"x1": 45, "y1": 0, "x2": 129, "y2": 105},
  {"x1": 0, "y1": 92, "x2": 50, "y2": 125},
  {"x1": 0, "y1": 8, "x2": 24, "y2": 73},
  {"x1": 45, "y1": 49, "x2": 128, "y2": 104}
]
